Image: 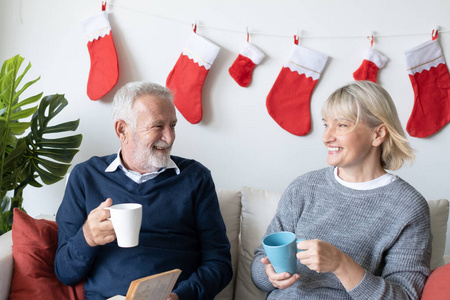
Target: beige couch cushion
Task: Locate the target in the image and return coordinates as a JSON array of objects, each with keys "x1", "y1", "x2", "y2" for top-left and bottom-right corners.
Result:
[
  {"x1": 235, "y1": 187, "x2": 281, "y2": 300},
  {"x1": 429, "y1": 199, "x2": 449, "y2": 270},
  {"x1": 215, "y1": 189, "x2": 242, "y2": 300}
]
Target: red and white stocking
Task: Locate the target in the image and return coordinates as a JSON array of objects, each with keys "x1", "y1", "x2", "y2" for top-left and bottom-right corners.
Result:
[
  {"x1": 229, "y1": 42, "x2": 265, "y2": 87},
  {"x1": 166, "y1": 32, "x2": 220, "y2": 124},
  {"x1": 266, "y1": 42, "x2": 328, "y2": 136},
  {"x1": 353, "y1": 48, "x2": 388, "y2": 83},
  {"x1": 404, "y1": 33, "x2": 450, "y2": 138},
  {"x1": 82, "y1": 10, "x2": 119, "y2": 101}
]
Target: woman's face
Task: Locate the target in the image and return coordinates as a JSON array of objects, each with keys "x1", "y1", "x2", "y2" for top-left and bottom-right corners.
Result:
[{"x1": 322, "y1": 116, "x2": 381, "y2": 174}]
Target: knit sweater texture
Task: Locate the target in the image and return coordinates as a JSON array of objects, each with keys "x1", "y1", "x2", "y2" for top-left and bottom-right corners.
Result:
[
  {"x1": 251, "y1": 167, "x2": 432, "y2": 300},
  {"x1": 55, "y1": 154, "x2": 232, "y2": 300}
]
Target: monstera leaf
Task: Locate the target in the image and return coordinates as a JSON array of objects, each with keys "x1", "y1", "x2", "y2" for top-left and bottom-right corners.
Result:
[
  {"x1": 26, "y1": 94, "x2": 82, "y2": 187},
  {"x1": 0, "y1": 54, "x2": 82, "y2": 234}
]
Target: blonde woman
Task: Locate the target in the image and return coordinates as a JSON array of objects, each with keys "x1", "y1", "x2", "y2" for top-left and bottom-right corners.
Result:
[{"x1": 252, "y1": 81, "x2": 431, "y2": 299}]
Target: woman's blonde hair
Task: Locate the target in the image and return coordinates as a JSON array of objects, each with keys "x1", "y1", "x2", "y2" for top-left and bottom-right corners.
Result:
[{"x1": 322, "y1": 81, "x2": 414, "y2": 170}]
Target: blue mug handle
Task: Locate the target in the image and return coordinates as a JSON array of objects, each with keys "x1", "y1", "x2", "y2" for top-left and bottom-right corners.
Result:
[{"x1": 296, "y1": 239, "x2": 306, "y2": 252}]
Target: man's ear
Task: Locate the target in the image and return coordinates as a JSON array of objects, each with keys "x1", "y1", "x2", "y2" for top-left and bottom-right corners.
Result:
[
  {"x1": 115, "y1": 119, "x2": 128, "y2": 142},
  {"x1": 372, "y1": 124, "x2": 387, "y2": 147}
]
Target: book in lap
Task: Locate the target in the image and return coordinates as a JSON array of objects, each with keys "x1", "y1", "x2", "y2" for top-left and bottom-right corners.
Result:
[{"x1": 107, "y1": 269, "x2": 182, "y2": 300}]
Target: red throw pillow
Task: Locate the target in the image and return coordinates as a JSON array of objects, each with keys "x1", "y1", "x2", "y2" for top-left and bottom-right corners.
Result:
[
  {"x1": 9, "y1": 208, "x2": 85, "y2": 300},
  {"x1": 421, "y1": 263, "x2": 450, "y2": 300}
]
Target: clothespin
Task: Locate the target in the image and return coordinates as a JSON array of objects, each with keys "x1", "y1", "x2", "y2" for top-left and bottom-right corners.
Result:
[
  {"x1": 367, "y1": 32, "x2": 374, "y2": 48},
  {"x1": 101, "y1": 1, "x2": 107, "y2": 11},
  {"x1": 192, "y1": 20, "x2": 198, "y2": 33},
  {"x1": 293, "y1": 29, "x2": 303, "y2": 45},
  {"x1": 294, "y1": 30, "x2": 300, "y2": 45},
  {"x1": 246, "y1": 26, "x2": 250, "y2": 43},
  {"x1": 432, "y1": 26, "x2": 439, "y2": 41}
]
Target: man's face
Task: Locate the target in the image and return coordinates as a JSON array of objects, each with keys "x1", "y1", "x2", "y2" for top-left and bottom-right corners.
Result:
[{"x1": 122, "y1": 95, "x2": 177, "y2": 174}]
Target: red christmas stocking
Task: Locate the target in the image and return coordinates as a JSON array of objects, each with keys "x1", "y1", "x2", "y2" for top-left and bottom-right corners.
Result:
[
  {"x1": 82, "y1": 11, "x2": 119, "y2": 101},
  {"x1": 353, "y1": 48, "x2": 388, "y2": 83},
  {"x1": 166, "y1": 32, "x2": 220, "y2": 124},
  {"x1": 404, "y1": 36, "x2": 450, "y2": 138},
  {"x1": 266, "y1": 44, "x2": 328, "y2": 136},
  {"x1": 229, "y1": 42, "x2": 265, "y2": 87}
]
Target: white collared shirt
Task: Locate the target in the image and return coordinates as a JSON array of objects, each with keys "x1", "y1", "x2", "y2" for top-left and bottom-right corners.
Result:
[{"x1": 105, "y1": 149, "x2": 180, "y2": 184}]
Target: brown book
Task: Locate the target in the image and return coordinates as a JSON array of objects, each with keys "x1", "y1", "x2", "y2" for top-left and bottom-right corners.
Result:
[{"x1": 107, "y1": 269, "x2": 182, "y2": 300}]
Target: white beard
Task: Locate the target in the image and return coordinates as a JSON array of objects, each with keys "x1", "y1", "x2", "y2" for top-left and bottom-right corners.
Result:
[{"x1": 132, "y1": 134, "x2": 171, "y2": 171}]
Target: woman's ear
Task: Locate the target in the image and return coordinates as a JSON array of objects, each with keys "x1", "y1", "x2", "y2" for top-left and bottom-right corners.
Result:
[{"x1": 372, "y1": 124, "x2": 387, "y2": 147}]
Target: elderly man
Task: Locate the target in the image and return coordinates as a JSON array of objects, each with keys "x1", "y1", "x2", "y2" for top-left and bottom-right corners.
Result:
[{"x1": 55, "y1": 82, "x2": 232, "y2": 300}]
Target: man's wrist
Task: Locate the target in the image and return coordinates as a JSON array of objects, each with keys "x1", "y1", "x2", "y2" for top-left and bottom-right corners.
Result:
[{"x1": 82, "y1": 223, "x2": 96, "y2": 247}]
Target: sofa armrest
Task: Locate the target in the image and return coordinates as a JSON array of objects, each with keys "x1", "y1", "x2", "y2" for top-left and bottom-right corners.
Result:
[{"x1": 0, "y1": 230, "x2": 13, "y2": 300}]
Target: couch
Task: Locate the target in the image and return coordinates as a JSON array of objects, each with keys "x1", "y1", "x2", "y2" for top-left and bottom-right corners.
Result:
[{"x1": 0, "y1": 187, "x2": 449, "y2": 300}]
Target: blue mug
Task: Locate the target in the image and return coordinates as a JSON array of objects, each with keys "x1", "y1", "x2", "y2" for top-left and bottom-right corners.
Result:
[{"x1": 262, "y1": 231, "x2": 305, "y2": 275}]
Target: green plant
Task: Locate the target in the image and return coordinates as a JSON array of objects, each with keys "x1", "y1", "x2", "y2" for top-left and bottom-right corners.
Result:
[{"x1": 0, "y1": 54, "x2": 82, "y2": 234}]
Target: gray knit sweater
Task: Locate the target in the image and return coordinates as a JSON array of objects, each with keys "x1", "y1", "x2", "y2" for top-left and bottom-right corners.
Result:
[{"x1": 251, "y1": 167, "x2": 432, "y2": 300}]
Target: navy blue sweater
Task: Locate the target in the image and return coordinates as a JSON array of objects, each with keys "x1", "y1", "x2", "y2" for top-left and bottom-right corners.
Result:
[{"x1": 55, "y1": 155, "x2": 232, "y2": 299}]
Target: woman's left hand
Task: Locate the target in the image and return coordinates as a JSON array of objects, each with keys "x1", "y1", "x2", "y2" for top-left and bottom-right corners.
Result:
[
  {"x1": 296, "y1": 239, "x2": 342, "y2": 273},
  {"x1": 296, "y1": 239, "x2": 365, "y2": 290}
]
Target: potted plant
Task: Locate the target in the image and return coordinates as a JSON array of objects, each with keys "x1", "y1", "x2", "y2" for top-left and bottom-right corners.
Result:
[{"x1": 0, "y1": 54, "x2": 83, "y2": 234}]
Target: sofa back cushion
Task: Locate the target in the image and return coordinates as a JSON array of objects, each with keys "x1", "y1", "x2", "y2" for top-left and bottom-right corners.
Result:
[
  {"x1": 234, "y1": 187, "x2": 281, "y2": 300},
  {"x1": 429, "y1": 199, "x2": 449, "y2": 270},
  {"x1": 214, "y1": 189, "x2": 242, "y2": 300},
  {"x1": 9, "y1": 208, "x2": 85, "y2": 300}
]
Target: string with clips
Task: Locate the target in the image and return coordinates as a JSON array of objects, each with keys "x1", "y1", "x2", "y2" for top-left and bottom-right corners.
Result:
[{"x1": 101, "y1": 1, "x2": 448, "y2": 42}]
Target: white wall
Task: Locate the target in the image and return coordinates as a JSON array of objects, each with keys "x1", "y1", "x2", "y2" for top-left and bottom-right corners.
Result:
[{"x1": 1, "y1": 0, "x2": 449, "y2": 254}]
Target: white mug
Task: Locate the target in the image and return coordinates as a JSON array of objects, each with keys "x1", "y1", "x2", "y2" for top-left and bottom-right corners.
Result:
[{"x1": 105, "y1": 203, "x2": 142, "y2": 248}]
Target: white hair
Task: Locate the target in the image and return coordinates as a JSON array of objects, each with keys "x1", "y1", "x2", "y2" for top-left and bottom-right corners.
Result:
[{"x1": 112, "y1": 81, "x2": 174, "y2": 128}]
